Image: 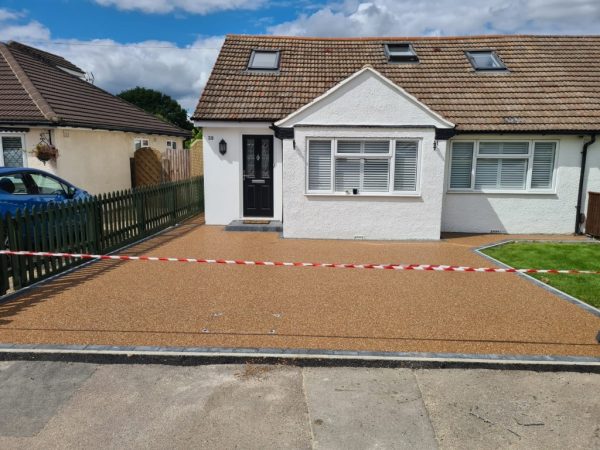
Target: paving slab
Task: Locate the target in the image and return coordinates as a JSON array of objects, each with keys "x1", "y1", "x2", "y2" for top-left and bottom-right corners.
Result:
[
  {"x1": 0, "y1": 218, "x2": 598, "y2": 358},
  {"x1": 0, "y1": 363, "x2": 311, "y2": 450},
  {"x1": 0, "y1": 361, "x2": 96, "y2": 437},
  {"x1": 415, "y1": 368, "x2": 600, "y2": 450},
  {"x1": 303, "y1": 367, "x2": 438, "y2": 449}
]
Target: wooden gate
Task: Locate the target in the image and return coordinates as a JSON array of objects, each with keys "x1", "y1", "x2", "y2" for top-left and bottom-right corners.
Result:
[
  {"x1": 586, "y1": 192, "x2": 600, "y2": 237},
  {"x1": 133, "y1": 147, "x2": 163, "y2": 187}
]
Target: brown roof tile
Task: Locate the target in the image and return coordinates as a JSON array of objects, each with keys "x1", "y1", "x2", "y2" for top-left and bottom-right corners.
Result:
[
  {"x1": 193, "y1": 34, "x2": 600, "y2": 132},
  {"x1": 0, "y1": 42, "x2": 190, "y2": 137}
]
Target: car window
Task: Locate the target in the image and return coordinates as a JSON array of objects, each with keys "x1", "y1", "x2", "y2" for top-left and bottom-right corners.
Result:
[
  {"x1": 0, "y1": 173, "x2": 28, "y2": 195},
  {"x1": 28, "y1": 173, "x2": 68, "y2": 195}
]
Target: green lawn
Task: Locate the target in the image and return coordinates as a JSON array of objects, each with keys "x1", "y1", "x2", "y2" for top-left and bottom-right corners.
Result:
[{"x1": 481, "y1": 242, "x2": 600, "y2": 309}]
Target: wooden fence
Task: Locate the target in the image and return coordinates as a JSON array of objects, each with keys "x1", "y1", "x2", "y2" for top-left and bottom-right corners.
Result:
[
  {"x1": 163, "y1": 147, "x2": 191, "y2": 182},
  {"x1": 586, "y1": 192, "x2": 600, "y2": 237},
  {"x1": 0, "y1": 176, "x2": 204, "y2": 295}
]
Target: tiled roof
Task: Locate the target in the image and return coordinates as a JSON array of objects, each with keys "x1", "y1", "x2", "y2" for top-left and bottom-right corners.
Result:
[
  {"x1": 7, "y1": 41, "x2": 85, "y2": 75},
  {"x1": 0, "y1": 42, "x2": 190, "y2": 137},
  {"x1": 193, "y1": 34, "x2": 600, "y2": 132}
]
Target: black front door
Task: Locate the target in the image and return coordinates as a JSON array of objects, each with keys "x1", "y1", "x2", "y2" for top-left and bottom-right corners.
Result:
[{"x1": 243, "y1": 135, "x2": 274, "y2": 217}]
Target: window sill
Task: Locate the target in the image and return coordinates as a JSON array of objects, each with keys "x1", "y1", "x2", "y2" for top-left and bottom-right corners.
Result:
[
  {"x1": 305, "y1": 192, "x2": 422, "y2": 198},
  {"x1": 447, "y1": 189, "x2": 557, "y2": 195}
]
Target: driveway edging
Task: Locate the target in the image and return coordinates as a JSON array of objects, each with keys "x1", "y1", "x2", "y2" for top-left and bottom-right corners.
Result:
[{"x1": 0, "y1": 344, "x2": 598, "y2": 372}]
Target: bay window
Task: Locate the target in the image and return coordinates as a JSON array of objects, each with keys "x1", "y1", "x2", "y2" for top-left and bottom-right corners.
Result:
[
  {"x1": 307, "y1": 138, "x2": 420, "y2": 195},
  {"x1": 449, "y1": 140, "x2": 557, "y2": 192}
]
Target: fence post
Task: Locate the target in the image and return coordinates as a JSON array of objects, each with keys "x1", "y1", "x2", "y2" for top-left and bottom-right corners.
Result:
[
  {"x1": 0, "y1": 216, "x2": 8, "y2": 295},
  {"x1": 135, "y1": 189, "x2": 146, "y2": 237},
  {"x1": 172, "y1": 182, "x2": 178, "y2": 223},
  {"x1": 8, "y1": 210, "x2": 22, "y2": 290}
]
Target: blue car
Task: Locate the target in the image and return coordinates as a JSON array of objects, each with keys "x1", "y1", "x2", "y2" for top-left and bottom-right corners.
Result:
[{"x1": 0, "y1": 167, "x2": 90, "y2": 216}]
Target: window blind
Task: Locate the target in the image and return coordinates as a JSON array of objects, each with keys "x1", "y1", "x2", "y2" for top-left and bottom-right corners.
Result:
[
  {"x1": 364, "y1": 141, "x2": 390, "y2": 154},
  {"x1": 363, "y1": 159, "x2": 389, "y2": 192},
  {"x1": 531, "y1": 142, "x2": 556, "y2": 189},
  {"x1": 449, "y1": 142, "x2": 474, "y2": 189},
  {"x1": 337, "y1": 141, "x2": 361, "y2": 154},
  {"x1": 335, "y1": 159, "x2": 361, "y2": 192},
  {"x1": 475, "y1": 158, "x2": 527, "y2": 189},
  {"x1": 479, "y1": 141, "x2": 528, "y2": 155},
  {"x1": 394, "y1": 141, "x2": 418, "y2": 191},
  {"x1": 308, "y1": 140, "x2": 332, "y2": 191}
]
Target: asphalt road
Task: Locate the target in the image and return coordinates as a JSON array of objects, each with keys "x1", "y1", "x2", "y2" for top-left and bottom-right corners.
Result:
[{"x1": 0, "y1": 361, "x2": 598, "y2": 449}]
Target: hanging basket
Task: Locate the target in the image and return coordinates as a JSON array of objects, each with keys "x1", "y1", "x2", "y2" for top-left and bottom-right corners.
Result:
[{"x1": 33, "y1": 143, "x2": 59, "y2": 163}]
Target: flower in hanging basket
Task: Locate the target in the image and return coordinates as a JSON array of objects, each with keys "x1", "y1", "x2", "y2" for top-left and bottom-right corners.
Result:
[{"x1": 33, "y1": 143, "x2": 59, "y2": 162}]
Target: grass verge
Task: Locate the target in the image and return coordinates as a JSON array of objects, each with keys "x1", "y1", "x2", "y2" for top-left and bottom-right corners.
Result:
[{"x1": 482, "y1": 241, "x2": 600, "y2": 309}]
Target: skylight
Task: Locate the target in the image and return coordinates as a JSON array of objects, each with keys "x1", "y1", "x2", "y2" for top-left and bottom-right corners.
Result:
[
  {"x1": 384, "y1": 44, "x2": 419, "y2": 63},
  {"x1": 466, "y1": 51, "x2": 507, "y2": 71},
  {"x1": 248, "y1": 50, "x2": 280, "y2": 70}
]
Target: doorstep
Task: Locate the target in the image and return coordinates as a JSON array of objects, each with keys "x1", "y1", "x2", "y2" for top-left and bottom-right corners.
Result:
[{"x1": 225, "y1": 220, "x2": 283, "y2": 232}]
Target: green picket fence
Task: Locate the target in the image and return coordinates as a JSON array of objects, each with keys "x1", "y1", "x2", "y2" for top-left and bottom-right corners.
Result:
[{"x1": 0, "y1": 176, "x2": 204, "y2": 295}]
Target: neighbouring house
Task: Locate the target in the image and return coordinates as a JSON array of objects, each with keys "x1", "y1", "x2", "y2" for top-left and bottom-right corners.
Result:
[
  {"x1": 193, "y1": 35, "x2": 600, "y2": 240},
  {"x1": 0, "y1": 41, "x2": 191, "y2": 194}
]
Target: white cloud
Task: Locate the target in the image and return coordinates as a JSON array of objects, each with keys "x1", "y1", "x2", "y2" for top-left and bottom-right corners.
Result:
[
  {"x1": 0, "y1": 8, "x2": 221, "y2": 113},
  {"x1": 268, "y1": 0, "x2": 600, "y2": 36},
  {"x1": 36, "y1": 37, "x2": 223, "y2": 113},
  {"x1": 94, "y1": 0, "x2": 266, "y2": 14},
  {"x1": 0, "y1": 8, "x2": 50, "y2": 41}
]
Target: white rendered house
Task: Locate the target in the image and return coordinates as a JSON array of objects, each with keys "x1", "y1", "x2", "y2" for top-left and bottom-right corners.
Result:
[{"x1": 194, "y1": 35, "x2": 600, "y2": 240}]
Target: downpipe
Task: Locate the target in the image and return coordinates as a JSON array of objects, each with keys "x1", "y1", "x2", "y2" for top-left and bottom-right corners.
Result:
[{"x1": 575, "y1": 134, "x2": 596, "y2": 234}]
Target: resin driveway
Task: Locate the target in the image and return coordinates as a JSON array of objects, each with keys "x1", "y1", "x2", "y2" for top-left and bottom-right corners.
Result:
[{"x1": 0, "y1": 217, "x2": 598, "y2": 358}]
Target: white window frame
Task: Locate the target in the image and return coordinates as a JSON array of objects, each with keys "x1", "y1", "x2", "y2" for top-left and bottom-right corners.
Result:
[
  {"x1": 447, "y1": 139, "x2": 559, "y2": 194},
  {"x1": 305, "y1": 137, "x2": 422, "y2": 197},
  {"x1": 0, "y1": 133, "x2": 27, "y2": 167},
  {"x1": 134, "y1": 137, "x2": 150, "y2": 150},
  {"x1": 166, "y1": 140, "x2": 177, "y2": 150}
]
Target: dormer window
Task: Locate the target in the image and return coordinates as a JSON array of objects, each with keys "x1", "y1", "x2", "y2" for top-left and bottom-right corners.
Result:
[
  {"x1": 248, "y1": 50, "x2": 280, "y2": 70},
  {"x1": 466, "y1": 51, "x2": 507, "y2": 71},
  {"x1": 384, "y1": 44, "x2": 419, "y2": 63}
]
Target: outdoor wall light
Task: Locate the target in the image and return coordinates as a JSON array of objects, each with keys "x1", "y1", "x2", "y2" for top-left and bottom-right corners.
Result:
[{"x1": 219, "y1": 139, "x2": 227, "y2": 155}]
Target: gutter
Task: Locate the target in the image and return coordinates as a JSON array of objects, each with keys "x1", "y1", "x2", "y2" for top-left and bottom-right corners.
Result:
[{"x1": 575, "y1": 134, "x2": 596, "y2": 234}]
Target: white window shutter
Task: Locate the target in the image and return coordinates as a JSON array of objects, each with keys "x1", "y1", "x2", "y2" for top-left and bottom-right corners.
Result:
[
  {"x1": 308, "y1": 140, "x2": 332, "y2": 191},
  {"x1": 364, "y1": 141, "x2": 390, "y2": 154},
  {"x1": 475, "y1": 159, "x2": 499, "y2": 189},
  {"x1": 531, "y1": 142, "x2": 556, "y2": 189},
  {"x1": 337, "y1": 141, "x2": 361, "y2": 154},
  {"x1": 450, "y1": 142, "x2": 474, "y2": 188},
  {"x1": 475, "y1": 158, "x2": 527, "y2": 189},
  {"x1": 394, "y1": 141, "x2": 418, "y2": 191},
  {"x1": 335, "y1": 159, "x2": 361, "y2": 192},
  {"x1": 363, "y1": 159, "x2": 389, "y2": 192},
  {"x1": 479, "y1": 142, "x2": 528, "y2": 155},
  {"x1": 500, "y1": 159, "x2": 528, "y2": 189}
]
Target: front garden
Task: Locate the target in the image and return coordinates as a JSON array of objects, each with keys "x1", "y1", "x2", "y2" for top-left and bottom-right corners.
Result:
[{"x1": 482, "y1": 241, "x2": 600, "y2": 309}]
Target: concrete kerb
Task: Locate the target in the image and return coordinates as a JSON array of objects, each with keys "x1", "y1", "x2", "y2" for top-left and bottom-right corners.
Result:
[
  {"x1": 474, "y1": 239, "x2": 600, "y2": 318},
  {"x1": 0, "y1": 344, "x2": 598, "y2": 372}
]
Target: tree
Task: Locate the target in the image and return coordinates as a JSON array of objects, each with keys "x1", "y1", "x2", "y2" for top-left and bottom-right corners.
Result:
[{"x1": 117, "y1": 87, "x2": 194, "y2": 131}]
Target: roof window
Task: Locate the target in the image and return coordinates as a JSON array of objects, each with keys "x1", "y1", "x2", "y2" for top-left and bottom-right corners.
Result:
[
  {"x1": 384, "y1": 44, "x2": 419, "y2": 63},
  {"x1": 248, "y1": 50, "x2": 280, "y2": 70},
  {"x1": 466, "y1": 51, "x2": 507, "y2": 71}
]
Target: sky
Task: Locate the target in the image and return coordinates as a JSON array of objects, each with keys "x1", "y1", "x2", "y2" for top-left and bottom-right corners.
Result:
[{"x1": 1, "y1": 0, "x2": 600, "y2": 114}]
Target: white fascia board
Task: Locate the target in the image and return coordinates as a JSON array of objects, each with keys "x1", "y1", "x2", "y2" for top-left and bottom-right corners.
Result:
[
  {"x1": 193, "y1": 121, "x2": 274, "y2": 129},
  {"x1": 275, "y1": 66, "x2": 454, "y2": 129}
]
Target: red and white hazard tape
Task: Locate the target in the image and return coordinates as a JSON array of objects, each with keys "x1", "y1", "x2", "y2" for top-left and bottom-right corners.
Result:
[{"x1": 0, "y1": 249, "x2": 598, "y2": 275}]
